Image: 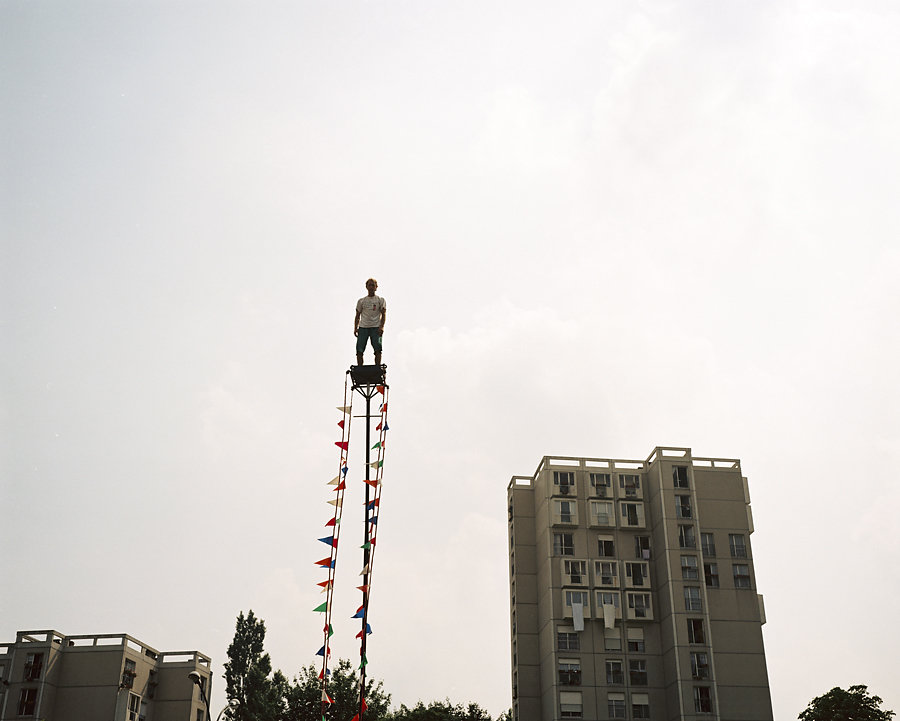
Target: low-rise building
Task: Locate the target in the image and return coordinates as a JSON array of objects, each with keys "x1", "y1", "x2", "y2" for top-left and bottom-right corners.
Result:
[{"x1": 0, "y1": 629, "x2": 211, "y2": 721}]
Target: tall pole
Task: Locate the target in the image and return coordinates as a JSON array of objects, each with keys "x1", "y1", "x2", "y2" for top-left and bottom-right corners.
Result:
[{"x1": 360, "y1": 388, "x2": 371, "y2": 720}]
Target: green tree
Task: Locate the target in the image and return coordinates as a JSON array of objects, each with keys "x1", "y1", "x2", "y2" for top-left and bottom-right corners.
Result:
[
  {"x1": 284, "y1": 659, "x2": 391, "y2": 721},
  {"x1": 224, "y1": 610, "x2": 284, "y2": 721},
  {"x1": 799, "y1": 685, "x2": 895, "y2": 721},
  {"x1": 387, "y1": 699, "x2": 495, "y2": 721}
]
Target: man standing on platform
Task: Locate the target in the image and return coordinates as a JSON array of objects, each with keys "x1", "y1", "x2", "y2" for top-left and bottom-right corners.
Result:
[{"x1": 354, "y1": 278, "x2": 386, "y2": 366}]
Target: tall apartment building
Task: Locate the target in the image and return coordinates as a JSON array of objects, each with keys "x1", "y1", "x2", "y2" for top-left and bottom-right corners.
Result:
[
  {"x1": 507, "y1": 447, "x2": 772, "y2": 721},
  {"x1": 0, "y1": 630, "x2": 212, "y2": 721}
]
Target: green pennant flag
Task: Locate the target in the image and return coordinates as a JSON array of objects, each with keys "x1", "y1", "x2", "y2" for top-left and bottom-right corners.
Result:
[
  {"x1": 361, "y1": 542, "x2": 371, "y2": 550},
  {"x1": 371, "y1": 441, "x2": 381, "y2": 450},
  {"x1": 328, "y1": 624, "x2": 334, "y2": 638},
  {"x1": 313, "y1": 602, "x2": 328, "y2": 613},
  {"x1": 359, "y1": 654, "x2": 368, "y2": 668}
]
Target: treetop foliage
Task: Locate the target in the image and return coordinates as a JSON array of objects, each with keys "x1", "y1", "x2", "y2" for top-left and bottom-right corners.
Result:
[{"x1": 799, "y1": 685, "x2": 895, "y2": 721}]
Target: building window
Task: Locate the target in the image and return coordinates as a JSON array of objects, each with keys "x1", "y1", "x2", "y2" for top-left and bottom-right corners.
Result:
[
  {"x1": 560, "y1": 691, "x2": 583, "y2": 718},
  {"x1": 558, "y1": 659, "x2": 581, "y2": 686},
  {"x1": 618, "y1": 474, "x2": 640, "y2": 498},
  {"x1": 590, "y1": 472, "x2": 611, "y2": 495},
  {"x1": 557, "y1": 630, "x2": 580, "y2": 651},
  {"x1": 627, "y1": 628, "x2": 645, "y2": 653},
  {"x1": 598, "y1": 536, "x2": 615, "y2": 558},
  {"x1": 701, "y1": 532, "x2": 716, "y2": 557},
  {"x1": 17, "y1": 688, "x2": 38, "y2": 716},
  {"x1": 595, "y1": 561, "x2": 617, "y2": 586},
  {"x1": 625, "y1": 562, "x2": 649, "y2": 587},
  {"x1": 590, "y1": 501, "x2": 614, "y2": 526},
  {"x1": 627, "y1": 592, "x2": 651, "y2": 618},
  {"x1": 122, "y1": 658, "x2": 137, "y2": 689},
  {"x1": 673, "y1": 465, "x2": 689, "y2": 488},
  {"x1": 678, "y1": 525, "x2": 696, "y2": 548},
  {"x1": 688, "y1": 619, "x2": 705, "y2": 644},
  {"x1": 565, "y1": 590, "x2": 589, "y2": 609},
  {"x1": 729, "y1": 533, "x2": 748, "y2": 558},
  {"x1": 684, "y1": 586, "x2": 702, "y2": 611},
  {"x1": 555, "y1": 500, "x2": 576, "y2": 524},
  {"x1": 564, "y1": 560, "x2": 587, "y2": 585},
  {"x1": 632, "y1": 693, "x2": 650, "y2": 719},
  {"x1": 129, "y1": 693, "x2": 141, "y2": 721},
  {"x1": 694, "y1": 686, "x2": 713, "y2": 713},
  {"x1": 605, "y1": 660, "x2": 624, "y2": 685},
  {"x1": 554, "y1": 533, "x2": 574, "y2": 556},
  {"x1": 607, "y1": 693, "x2": 626, "y2": 719},
  {"x1": 620, "y1": 502, "x2": 645, "y2": 527},
  {"x1": 23, "y1": 653, "x2": 43, "y2": 681},
  {"x1": 629, "y1": 659, "x2": 648, "y2": 685},
  {"x1": 704, "y1": 563, "x2": 719, "y2": 588},
  {"x1": 691, "y1": 652, "x2": 710, "y2": 680},
  {"x1": 197, "y1": 709, "x2": 205, "y2": 721},
  {"x1": 554, "y1": 471, "x2": 576, "y2": 495},
  {"x1": 675, "y1": 495, "x2": 692, "y2": 518},
  {"x1": 733, "y1": 564, "x2": 752, "y2": 588},
  {"x1": 604, "y1": 627, "x2": 622, "y2": 651},
  {"x1": 681, "y1": 555, "x2": 699, "y2": 580},
  {"x1": 634, "y1": 535, "x2": 650, "y2": 560},
  {"x1": 596, "y1": 591, "x2": 620, "y2": 609}
]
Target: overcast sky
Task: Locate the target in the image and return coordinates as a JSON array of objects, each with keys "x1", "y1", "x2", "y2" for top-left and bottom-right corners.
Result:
[{"x1": 3, "y1": 1, "x2": 900, "y2": 718}]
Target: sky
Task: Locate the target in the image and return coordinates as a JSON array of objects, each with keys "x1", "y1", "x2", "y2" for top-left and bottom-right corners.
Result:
[{"x1": 2, "y1": 0, "x2": 900, "y2": 718}]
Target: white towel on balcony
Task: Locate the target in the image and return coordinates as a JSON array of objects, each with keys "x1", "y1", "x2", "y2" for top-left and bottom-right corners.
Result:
[
  {"x1": 572, "y1": 601, "x2": 585, "y2": 631},
  {"x1": 603, "y1": 602, "x2": 616, "y2": 629}
]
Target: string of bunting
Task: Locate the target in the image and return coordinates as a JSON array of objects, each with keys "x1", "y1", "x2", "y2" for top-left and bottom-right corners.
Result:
[{"x1": 314, "y1": 374, "x2": 354, "y2": 714}]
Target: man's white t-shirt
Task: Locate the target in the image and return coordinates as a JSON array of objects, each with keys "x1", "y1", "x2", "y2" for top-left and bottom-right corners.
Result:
[{"x1": 356, "y1": 295, "x2": 386, "y2": 328}]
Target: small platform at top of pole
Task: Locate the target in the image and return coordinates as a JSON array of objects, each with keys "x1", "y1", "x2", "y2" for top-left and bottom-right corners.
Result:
[{"x1": 349, "y1": 364, "x2": 388, "y2": 389}]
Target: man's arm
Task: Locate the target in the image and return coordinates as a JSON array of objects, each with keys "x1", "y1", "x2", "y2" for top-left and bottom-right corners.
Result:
[
  {"x1": 379, "y1": 308, "x2": 386, "y2": 335},
  {"x1": 354, "y1": 309, "x2": 361, "y2": 336}
]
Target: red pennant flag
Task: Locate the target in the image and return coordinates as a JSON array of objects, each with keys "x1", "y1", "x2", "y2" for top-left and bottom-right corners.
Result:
[
  {"x1": 315, "y1": 557, "x2": 333, "y2": 567},
  {"x1": 376, "y1": 385, "x2": 385, "y2": 394},
  {"x1": 356, "y1": 628, "x2": 364, "y2": 639},
  {"x1": 317, "y1": 580, "x2": 333, "y2": 589},
  {"x1": 338, "y1": 419, "x2": 345, "y2": 429},
  {"x1": 335, "y1": 441, "x2": 348, "y2": 451},
  {"x1": 325, "y1": 517, "x2": 337, "y2": 527},
  {"x1": 365, "y1": 498, "x2": 380, "y2": 507},
  {"x1": 335, "y1": 481, "x2": 346, "y2": 491},
  {"x1": 357, "y1": 584, "x2": 369, "y2": 592},
  {"x1": 364, "y1": 479, "x2": 379, "y2": 489},
  {"x1": 379, "y1": 403, "x2": 387, "y2": 413},
  {"x1": 376, "y1": 421, "x2": 383, "y2": 431}
]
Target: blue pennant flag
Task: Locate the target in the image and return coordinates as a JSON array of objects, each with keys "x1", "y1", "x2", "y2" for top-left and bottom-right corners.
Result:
[
  {"x1": 368, "y1": 515, "x2": 378, "y2": 525},
  {"x1": 341, "y1": 465, "x2": 349, "y2": 476},
  {"x1": 351, "y1": 607, "x2": 365, "y2": 619},
  {"x1": 366, "y1": 623, "x2": 373, "y2": 635},
  {"x1": 316, "y1": 645, "x2": 326, "y2": 657},
  {"x1": 318, "y1": 536, "x2": 337, "y2": 547}
]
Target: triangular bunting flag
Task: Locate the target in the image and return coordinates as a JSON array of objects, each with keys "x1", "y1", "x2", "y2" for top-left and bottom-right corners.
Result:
[
  {"x1": 359, "y1": 564, "x2": 370, "y2": 575},
  {"x1": 335, "y1": 480, "x2": 346, "y2": 491},
  {"x1": 355, "y1": 624, "x2": 373, "y2": 639},
  {"x1": 366, "y1": 499, "x2": 380, "y2": 509},
  {"x1": 364, "y1": 479, "x2": 379, "y2": 488},
  {"x1": 359, "y1": 653, "x2": 368, "y2": 666},
  {"x1": 361, "y1": 542, "x2": 371, "y2": 550},
  {"x1": 316, "y1": 645, "x2": 326, "y2": 657},
  {"x1": 337, "y1": 405, "x2": 351, "y2": 414},
  {"x1": 376, "y1": 385, "x2": 385, "y2": 394},
  {"x1": 379, "y1": 403, "x2": 387, "y2": 412},
  {"x1": 327, "y1": 498, "x2": 342, "y2": 507},
  {"x1": 315, "y1": 557, "x2": 335, "y2": 569},
  {"x1": 327, "y1": 475, "x2": 341, "y2": 486},
  {"x1": 369, "y1": 515, "x2": 378, "y2": 525},
  {"x1": 335, "y1": 441, "x2": 348, "y2": 451},
  {"x1": 317, "y1": 579, "x2": 333, "y2": 589},
  {"x1": 362, "y1": 699, "x2": 369, "y2": 712},
  {"x1": 383, "y1": 421, "x2": 389, "y2": 431},
  {"x1": 312, "y1": 602, "x2": 328, "y2": 613},
  {"x1": 318, "y1": 536, "x2": 337, "y2": 547},
  {"x1": 342, "y1": 465, "x2": 349, "y2": 476},
  {"x1": 322, "y1": 690, "x2": 333, "y2": 703},
  {"x1": 352, "y1": 606, "x2": 365, "y2": 619},
  {"x1": 325, "y1": 517, "x2": 339, "y2": 527},
  {"x1": 337, "y1": 419, "x2": 345, "y2": 429},
  {"x1": 327, "y1": 624, "x2": 334, "y2": 637},
  {"x1": 371, "y1": 441, "x2": 381, "y2": 450},
  {"x1": 357, "y1": 584, "x2": 369, "y2": 592},
  {"x1": 376, "y1": 421, "x2": 383, "y2": 431}
]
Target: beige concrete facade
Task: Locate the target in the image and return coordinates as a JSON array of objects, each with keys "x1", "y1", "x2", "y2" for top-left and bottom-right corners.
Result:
[
  {"x1": 508, "y1": 447, "x2": 773, "y2": 721},
  {"x1": 0, "y1": 630, "x2": 212, "y2": 721}
]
